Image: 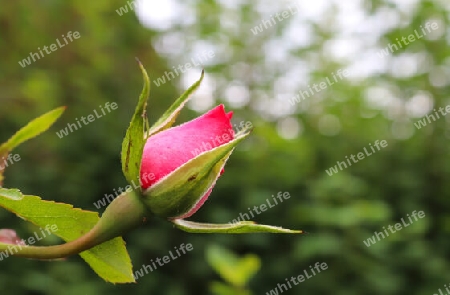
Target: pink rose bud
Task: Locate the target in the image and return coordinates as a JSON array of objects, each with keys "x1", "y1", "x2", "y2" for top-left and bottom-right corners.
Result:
[
  {"x1": 0, "y1": 229, "x2": 25, "y2": 245},
  {"x1": 140, "y1": 104, "x2": 237, "y2": 219}
]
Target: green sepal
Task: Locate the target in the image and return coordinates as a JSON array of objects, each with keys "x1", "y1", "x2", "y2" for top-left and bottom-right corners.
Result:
[
  {"x1": 148, "y1": 70, "x2": 204, "y2": 137},
  {"x1": 172, "y1": 219, "x2": 305, "y2": 234},
  {"x1": 121, "y1": 60, "x2": 150, "y2": 187},
  {"x1": 142, "y1": 128, "x2": 251, "y2": 218}
]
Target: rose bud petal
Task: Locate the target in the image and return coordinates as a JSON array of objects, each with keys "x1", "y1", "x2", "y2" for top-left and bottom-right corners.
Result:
[
  {"x1": 0, "y1": 229, "x2": 25, "y2": 245},
  {"x1": 141, "y1": 104, "x2": 234, "y2": 189},
  {"x1": 140, "y1": 104, "x2": 250, "y2": 219}
]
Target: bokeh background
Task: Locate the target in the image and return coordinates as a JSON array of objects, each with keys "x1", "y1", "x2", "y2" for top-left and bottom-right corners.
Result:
[{"x1": 1, "y1": 0, "x2": 450, "y2": 294}]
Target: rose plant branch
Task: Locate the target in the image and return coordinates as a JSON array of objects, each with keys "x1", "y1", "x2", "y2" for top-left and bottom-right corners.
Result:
[
  {"x1": 0, "y1": 62, "x2": 304, "y2": 283},
  {"x1": 0, "y1": 189, "x2": 147, "y2": 259}
]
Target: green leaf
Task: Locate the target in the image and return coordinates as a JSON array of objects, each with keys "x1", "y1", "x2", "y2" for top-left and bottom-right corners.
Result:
[
  {"x1": 172, "y1": 219, "x2": 305, "y2": 234},
  {"x1": 207, "y1": 244, "x2": 260, "y2": 288},
  {"x1": 0, "y1": 188, "x2": 135, "y2": 283},
  {"x1": 148, "y1": 70, "x2": 204, "y2": 136},
  {"x1": 0, "y1": 107, "x2": 66, "y2": 155},
  {"x1": 0, "y1": 107, "x2": 65, "y2": 186},
  {"x1": 0, "y1": 152, "x2": 7, "y2": 186},
  {"x1": 121, "y1": 60, "x2": 150, "y2": 187},
  {"x1": 0, "y1": 188, "x2": 23, "y2": 200},
  {"x1": 142, "y1": 128, "x2": 251, "y2": 218}
]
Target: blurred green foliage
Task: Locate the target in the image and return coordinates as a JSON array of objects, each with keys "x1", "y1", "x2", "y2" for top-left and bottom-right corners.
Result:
[
  {"x1": 1, "y1": 0, "x2": 450, "y2": 294},
  {"x1": 206, "y1": 244, "x2": 260, "y2": 295}
]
